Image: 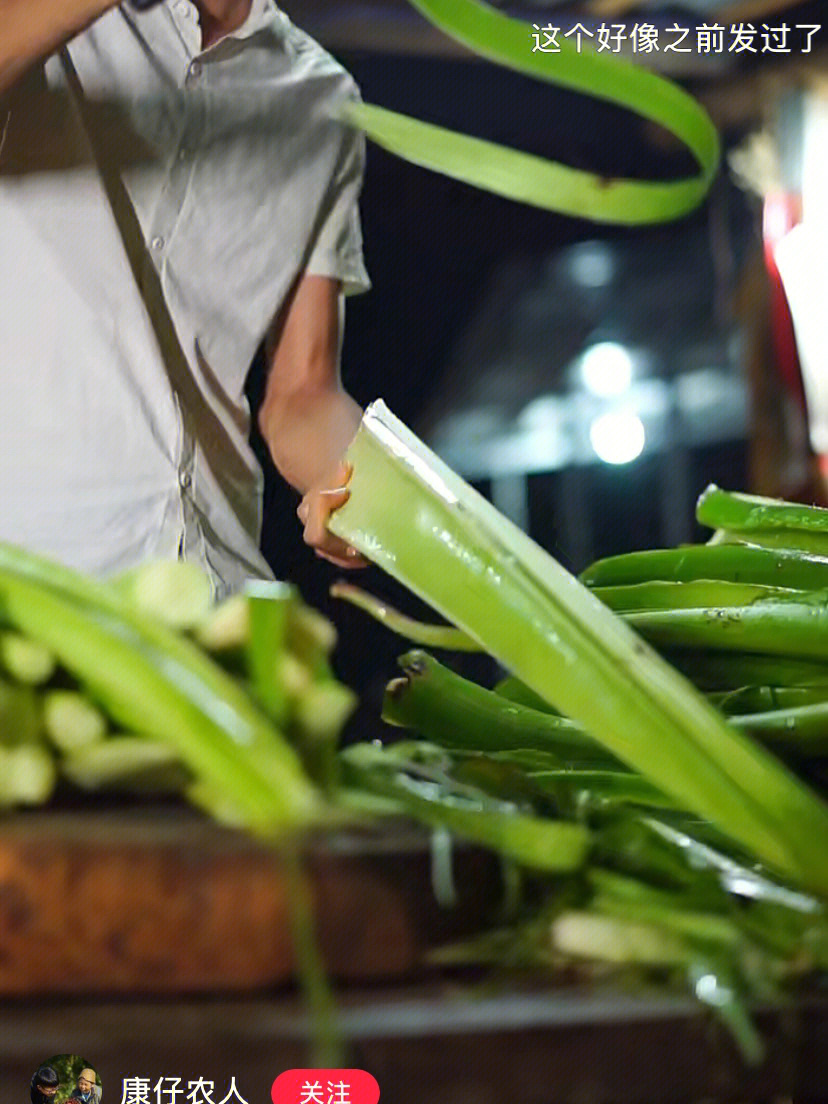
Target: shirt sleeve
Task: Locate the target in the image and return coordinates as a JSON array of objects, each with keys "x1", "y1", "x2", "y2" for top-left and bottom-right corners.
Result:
[{"x1": 304, "y1": 91, "x2": 371, "y2": 298}]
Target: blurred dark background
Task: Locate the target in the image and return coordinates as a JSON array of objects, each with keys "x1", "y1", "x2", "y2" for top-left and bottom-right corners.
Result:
[{"x1": 247, "y1": 0, "x2": 827, "y2": 732}]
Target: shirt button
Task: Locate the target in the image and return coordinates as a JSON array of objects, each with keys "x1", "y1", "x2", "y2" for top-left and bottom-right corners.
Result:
[
  {"x1": 151, "y1": 235, "x2": 165, "y2": 251},
  {"x1": 180, "y1": 471, "x2": 192, "y2": 490},
  {"x1": 188, "y1": 60, "x2": 202, "y2": 80}
]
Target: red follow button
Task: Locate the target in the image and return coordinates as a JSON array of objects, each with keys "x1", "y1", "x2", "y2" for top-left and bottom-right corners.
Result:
[{"x1": 272, "y1": 1069, "x2": 380, "y2": 1104}]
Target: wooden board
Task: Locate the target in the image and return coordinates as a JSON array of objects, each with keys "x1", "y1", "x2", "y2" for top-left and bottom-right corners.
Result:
[{"x1": 0, "y1": 807, "x2": 501, "y2": 995}]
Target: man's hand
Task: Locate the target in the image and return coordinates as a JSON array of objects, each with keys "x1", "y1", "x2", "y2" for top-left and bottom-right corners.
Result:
[
  {"x1": 259, "y1": 272, "x2": 369, "y2": 569},
  {"x1": 296, "y1": 460, "x2": 368, "y2": 569}
]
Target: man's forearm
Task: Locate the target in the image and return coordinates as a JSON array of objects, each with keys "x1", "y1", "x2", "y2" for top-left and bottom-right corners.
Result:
[
  {"x1": 0, "y1": 0, "x2": 117, "y2": 94},
  {"x1": 259, "y1": 386, "x2": 363, "y2": 495}
]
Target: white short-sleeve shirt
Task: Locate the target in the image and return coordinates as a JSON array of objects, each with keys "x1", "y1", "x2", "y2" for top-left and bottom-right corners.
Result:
[{"x1": 0, "y1": 0, "x2": 370, "y2": 595}]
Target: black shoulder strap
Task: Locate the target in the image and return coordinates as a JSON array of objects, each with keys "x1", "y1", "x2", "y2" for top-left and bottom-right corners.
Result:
[{"x1": 58, "y1": 46, "x2": 254, "y2": 510}]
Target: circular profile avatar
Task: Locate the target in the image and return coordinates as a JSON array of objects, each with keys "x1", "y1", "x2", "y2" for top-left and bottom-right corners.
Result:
[{"x1": 31, "y1": 1058, "x2": 101, "y2": 1104}]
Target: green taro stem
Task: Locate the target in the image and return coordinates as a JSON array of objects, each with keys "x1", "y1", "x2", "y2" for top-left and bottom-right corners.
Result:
[{"x1": 342, "y1": 0, "x2": 719, "y2": 223}]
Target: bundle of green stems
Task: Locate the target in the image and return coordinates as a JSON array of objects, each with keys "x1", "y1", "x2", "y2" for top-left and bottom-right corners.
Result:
[
  {"x1": 0, "y1": 551, "x2": 353, "y2": 826},
  {"x1": 326, "y1": 407, "x2": 828, "y2": 1061}
]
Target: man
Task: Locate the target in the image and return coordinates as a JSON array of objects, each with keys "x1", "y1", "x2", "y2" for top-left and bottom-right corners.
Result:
[
  {"x1": 29, "y1": 1066, "x2": 60, "y2": 1104},
  {"x1": 0, "y1": 0, "x2": 368, "y2": 595}
]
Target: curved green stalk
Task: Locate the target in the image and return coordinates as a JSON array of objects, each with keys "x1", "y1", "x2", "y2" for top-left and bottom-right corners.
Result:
[
  {"x1": 698, "y1": 487, "x2": 828, "y2": 557},
  {"x1": 625, "y1": 593, "x2": 828, "y2": 662},
  {"x1": 697, "y1": 485, "x2": 828, "y2": 536},
  {"x1": 717, "y1": 530, "x2": 828, "y2": 557},
  {"x1": 731, "y1": 703, "x2": 828, "y2": 757},
  {"x1": 580, "y1": 544, "x2": 828, "y2": 591},
  {"x1": 341, "y1": 742, "x2": 590, "y2": 873},
  {"x1": 383, "y1": 650, "x2": 616, "y2": 763},
  {"x1": 281, "y1": 843, "x2": 345, "y2": 1067},
  {"x1": 593, "y1": 580, "x2": 795, "y2": 612},
  {"x1": 666, "y1": 649, "x2": 828, "y2": 691},
  {"x1": 528, "y1": 769, "x2": 678, "y2": 810},
  {"x1": 343, "y1": 0, "x2": 719, "y2": 223},
  {"x1": 330, "y1": 583, "x2": 479, "y2": 651},
  {"x1": 716, "y1": 686, "x2": 828, "y2": 714}
]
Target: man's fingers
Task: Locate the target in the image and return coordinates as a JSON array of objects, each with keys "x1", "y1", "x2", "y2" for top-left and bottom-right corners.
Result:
[
  {"x1": 314, "y1": 548, "x2": 369, "y2": 569},
  {"x1": 297, "y1": 487, "x2": 345, "y2": 528},
  {"x1": 303, "y1": 486, "x2": 349, "y2": 543},
  {"x1": 297, "y1": 463, "x2": 365, "y2": 566},
  {"x1": 302, "y1": 487, "x2": 363, "y2": 564}
]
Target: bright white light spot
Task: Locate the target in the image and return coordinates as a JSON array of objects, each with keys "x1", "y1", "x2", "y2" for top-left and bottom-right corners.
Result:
[
  {"x1": 589, "y1": 411, "x2": 645, "y2": 465},
  {"x1": 725, "y1": 876, "x2": 761, "y2": 899},
  {"x1": 581, "y1": 343, "x2": 634, "y2": 397},
  {"x1": 568, "y1": 241, "x2": 615, "y2": 288},
  {"x1": 695, "y1": 973, "x2": 718, "y2": 1001},
  {"x1": 694, "y1": 972, "x2": 732, "y2": 1007}
]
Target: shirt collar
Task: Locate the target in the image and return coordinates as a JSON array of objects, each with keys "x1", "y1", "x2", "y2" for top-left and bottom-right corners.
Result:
[
  {"x1": 171, "y1": 0, "x2": 283, "y2": 43},
  {"x1": 230, "y1": 0, "x2": 282, "y2": 39}
]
